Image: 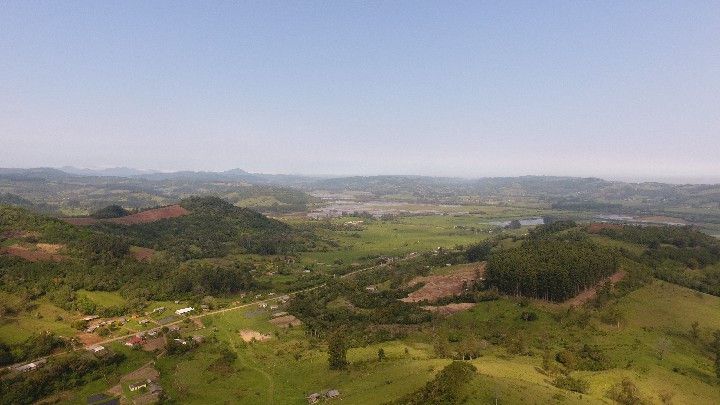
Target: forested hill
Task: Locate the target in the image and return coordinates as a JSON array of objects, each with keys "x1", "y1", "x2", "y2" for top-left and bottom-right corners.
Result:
[{"x1": 90, "y1": 196, "x2": 310, "y2": 260}]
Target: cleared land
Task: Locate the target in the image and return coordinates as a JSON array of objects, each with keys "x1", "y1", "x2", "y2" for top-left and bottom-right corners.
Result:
[
  {"x1": 1, "y1": 243, "x2": 66, "y2": 262},
  {"x1": 63, "y1": 204, "x2": 189, "y2": 226},
  {"x1": 401, "y1": 263, "x2": 485, "y2": 303}
]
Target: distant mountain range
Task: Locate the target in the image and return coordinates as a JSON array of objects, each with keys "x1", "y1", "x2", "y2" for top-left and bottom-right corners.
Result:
[
  {"x1": 59, "y1": 166, "x2": 162, "y2": 177},
  {"x1": 1, "y1": 167, "x2": 719, "y2": 227}
]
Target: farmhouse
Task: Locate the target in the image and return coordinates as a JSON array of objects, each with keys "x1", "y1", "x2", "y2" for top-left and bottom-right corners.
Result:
[
  {"x1": 125, "y1": 335, "x2": 143, "y2": 348},
  {"x1": 129, "y1": 381, "x2": 147, "y2": 391},
  {"x1": 175, "y1": 307, "x2": 194, "y2": 316},
  {"x1": 14, "y1": 358, "x2": 46, "y2": 373},
  {"x1": 88, "y1": 345, "x2": 107, "y2": 356},
  {"x1": 151, "y1": 306, "x2": 165, "y2": 314}
]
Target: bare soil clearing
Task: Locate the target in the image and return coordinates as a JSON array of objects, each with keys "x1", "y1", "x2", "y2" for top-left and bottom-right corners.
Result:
[
  {"x1": 2, "y1": 243, "x2": 67, "y2": 262},
  {"x1": 142, "y1": 337, "x2": 165, "y2": 352},
  {"x1": 401, "y1": 262, "x2": 485, "y2": 303},
  {"x1": 422, "y1": 303, "x2": 476, "y2": 315},
  {"x1": 0, "y1": 230, "x2": 39, "y2": 240},
  {"x1": 121, "y1": 363, "x2": 160, "y2": 383},
  {"x1": 565, "y1": 270, "x2": 626, "y2": 307},
  {"x1": 269, "y1": 315, "x2": 302, "y2": 328},
  {"x1": 239, "y1": 330, "x2": 271, "y2": 342},
  {"x1": 63, "y1": 204, "x2": 190, "y2": 226},
  {"x1": 76, "y1": 333, "x2": 103, "y2": 346}
]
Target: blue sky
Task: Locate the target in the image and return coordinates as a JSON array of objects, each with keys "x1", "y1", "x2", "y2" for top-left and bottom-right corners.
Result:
[{"x1": 1, "y1": 1, "x2": 719, "y2": 181}]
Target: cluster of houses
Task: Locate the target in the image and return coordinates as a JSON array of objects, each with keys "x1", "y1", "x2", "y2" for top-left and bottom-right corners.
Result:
[
  {"x1": 307, "y1": 389, "x2": 340, "y2": 403},
  {"x1": 124, "y1": 328, "x2": 162, "y2": 348},
  {"x1": 84, "y1": 315, "x2": 129, "y2": 334}
]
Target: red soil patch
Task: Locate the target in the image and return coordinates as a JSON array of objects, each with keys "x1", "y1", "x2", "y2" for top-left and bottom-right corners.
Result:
[
  {"x1": 2, "y1": 244, "x2": 67, "y2": 262},
  {"x1": 77, "y1": 333, "x2": 103, "y2": 346},
  {"x1": 108, "y1": 205, "x2": 189, "y2": 225},
  {"x1": 565, "y1": 270, "x2": 626, "y2": 307},
  {"x1": 130, "y1": 246, "x2": 156, "y2": 261},
  {"x1": 62, "y1": 204, "x2": 190, "y2": 226},
  {"x1": 0, "y1": 230, "x2": 40, "y2": 240},
  {"x1": 587, "y1": 223, "x2": 623, "y2": 234},
  {"x1": 422, "y1": 303, "x2": 476, "y2": 315},
  {"x1": 401, "y1": 262, "x2": 485, "y2": 303}
]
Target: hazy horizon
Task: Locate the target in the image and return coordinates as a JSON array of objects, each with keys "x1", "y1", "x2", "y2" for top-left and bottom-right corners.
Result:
[{"x1": 2, "y1": 2, "x2": 719, "y2": 182}]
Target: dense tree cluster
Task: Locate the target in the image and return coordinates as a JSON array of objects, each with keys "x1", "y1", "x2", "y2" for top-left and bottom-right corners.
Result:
[
  {"x1": 485, "y1": 235, "x2": 619, "y2": 301},
  {"x1": 601, "y1": 225, "x2": 720, "y2": 296},
  {"x1": 90, "y1": 204, "x2": 129, "y2": 219},
  {"x1": 92, "y1": 196, "x2": 309, "y2": 259},
  {"x1": 0, "y1": 351, "x2": 125, "y2": 405},
  {"x1": 0, "y1": 332, "x2": 66, "y2": 366},
  {"x1": 393, "y1": 361, "x2": 477, "y2": 405}
]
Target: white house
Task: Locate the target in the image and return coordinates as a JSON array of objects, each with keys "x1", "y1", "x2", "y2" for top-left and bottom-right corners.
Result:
[{"x1": 175, "y1": 307, "x2": 194, "y2": 316}]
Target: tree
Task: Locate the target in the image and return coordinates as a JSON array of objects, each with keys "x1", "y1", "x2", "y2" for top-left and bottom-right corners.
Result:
[
  {"x1": 655, "y1": 337, "x2": 672, "y2": 361},
  {"x1": 328, "y1": 329, "x2": 348, "y2": 370},
  {"x1": 690, "y1": 321, "x2": 700, "y2": 340},
  {"x1": 607, "y1": 378, "x2": 644, "y2": 404},
  {"x1": 712, "y1": 330, "x2": 720, "y2": 380},
  {"x1": 378, "y1": 348, "x2": 386, "y2": 362}
]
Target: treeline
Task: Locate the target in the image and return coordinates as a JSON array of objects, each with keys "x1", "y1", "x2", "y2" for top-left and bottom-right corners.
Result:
[
  {"x1": 485, "y1": 235, "x2": 619, "y2": 301},
  {"x1": 0, "y1": 332, "x2": 66, "y2": 367},
  {"x1": 0, "y1": 351, "x2": 125, "y2": 405},
  {"x1": 392, "y1": 361, "x2": 477, "y2": 405},
  {"x1": 600, "y1": 225, "x2": 720, "y2": 295},
  {"x1": 92, "y1": 196, "x2": 311, "y2": 259}
]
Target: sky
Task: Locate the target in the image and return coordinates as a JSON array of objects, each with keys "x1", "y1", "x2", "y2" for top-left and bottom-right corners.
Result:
[{"x1": 1, "y1": 1, "x2": 719, "y2": 182}]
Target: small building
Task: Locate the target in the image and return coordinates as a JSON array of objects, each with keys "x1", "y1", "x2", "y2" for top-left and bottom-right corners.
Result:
[
  {"x1": 175, "y1": 307, "x2": 194, "y2": 316},
  {"x1": 14, "y1": 359, "x2": 46, "y2": 373},
  {"x1": 307, "y1": 393, "x2": 321, "y2": 404},
  {"x1": 88, "y1": 345, "x2": 106, "y2": 355},
  {"x1": 128, "y1": 381, "x2": 147, "y2": 391},
  {"x1": 365, "y1": 286, "x2": 377, "y2": 292},
  {"x1": 125, "y1": 335, "x2": 143, "y2": 348},
  {"x1": 152, "y1": 306, "x2": 166, "y2": 313},
  {"x1": 173, "y1": 338, "x2": 188, "y2": 345},
  {"x1": 325, "y1": 389, "x2": 340, "y2": 399}
]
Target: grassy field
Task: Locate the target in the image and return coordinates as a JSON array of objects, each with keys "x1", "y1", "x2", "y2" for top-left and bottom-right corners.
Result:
[
  {"x1": 77, "y1": 290, "x2": 128, "y2": 307},
  {"x1": 296, "y1": 214, "x2": 535, "y2": 265},
  {"x1": 97, "y1": 279, "x2": 711, "y2": 404}
]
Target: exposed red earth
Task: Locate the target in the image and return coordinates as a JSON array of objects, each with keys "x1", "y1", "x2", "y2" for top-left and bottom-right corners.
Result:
[{"x1": 63, "y1": 204, "x2": 189, "y2": 226}]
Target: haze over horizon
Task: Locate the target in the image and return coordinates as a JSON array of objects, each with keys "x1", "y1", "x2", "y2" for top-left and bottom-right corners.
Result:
[{"x1": 2, "y1": 2, "x2": 719, "y2": 182}]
